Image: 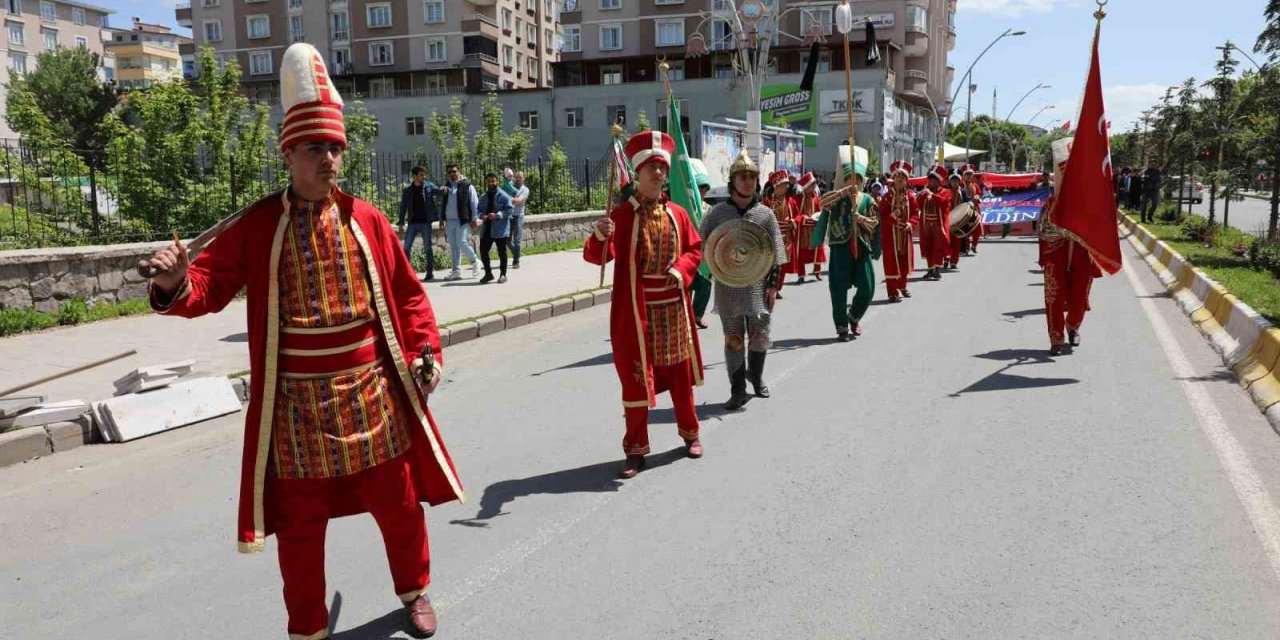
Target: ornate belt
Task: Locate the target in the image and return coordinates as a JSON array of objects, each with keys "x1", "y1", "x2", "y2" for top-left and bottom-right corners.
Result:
[
  {"x1": 278, "y1": 318, "x2": 382, "y2": 378},
  {"x1": 640, "y1": 273, "x2": 682, "y2": 306}
]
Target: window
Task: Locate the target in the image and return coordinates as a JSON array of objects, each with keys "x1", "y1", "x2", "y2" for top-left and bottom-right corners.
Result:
[
  {"x1": 331, "y1": 11, "x2": 349, "y2": 41},
  {"x1": 41, "y1": 28, "x2": 55, "y2": 50},
  {"x1": 501, "y1": 8, "x2": 512, "y2": 30},
  {"x1": 331, "y1": 46, "x2": 349, "y2": 71},
  {"x1": 714, "y1": 61, "x2": 732, "y2": 79},
  {"x1": 10, "y1": 52, "x2": 25, "y2": 73},
  {"x1": 289, "y1": 0, "x2": 302, "y2": 8},
  {"x1": 368, "y1": 41, "x2": 393, "y2": 65},
  {"x1": 566, "y1": 107, "x2": 583, "y2": 128},
  {"x1": 247, "y1": 15, "x2": 270, "y2": 39},
  {"x1": 659, "y1": 58, "x2": 684, "y2": 80},
  {"x1": 425, "y1": 36, "x2": 445, "y2": 61},
  {"x1": 710, "y1": 19, "x2": 733, "y2": 50},
  {"x1": 655, "y1": 19, "x2": 682, "y2": 47},
  {"x1": 424, "y1": 0, "x2": 443, "y2": 23},
  {"x1": 502, "y1": 44, "x2": 512, "y2": 67},
  {"x1": 204, "y1": 20, "x2": 222, "y2": 42},
  {"x1": 527, "y1": 24, "x2": 536, "y2": 45},
  {"x1": 71, "y1": 7, "x2": 84, "y2": 25},
  {"x1": 607, "y1": 104, "x2": 625, "y2": 126},
  {"x1": 515, "y1": 17, "x2": 522, "y2": 38},
  {"x1": 599, "y1": 23, "x2": 621, "y2": 51},
  {"x1": 712, "y1": 0, "x2": 730, "y2": 10},
  {"x1": 801, "y1": 6, "x2": 832, "y2": 36},
  {"x1": 105, "y1": 65, "x2": 114, "y2": 80},
  {"x1": 600, "y1": 0, "x2": 620, "y2": 9},
  {"x1": 600, "y1": 63, "x2": 621, "y2": 85},
  {"x1": 74, "y1": 35, "x2": 85, "y2": 48},
  {"x1": 7, "y1": 23, "x2": 22, "y2": 46},
  {"x1": 545, "y1": 0, "x2": 553, "y2": 16},
  {"x1": 370, "y1": 77, "x2": 394, "y2": 98},
  {"x1": 544, "y1": 28, "x2": 552, "y2": 49},
  {"x1": 6, "y1": 0, "x2": 18, "y2": 16},
  {"x1": 289, "y1": 15, "x2": 303, "y2": 42},
  {"x1": 656, "y1": 0, "x2": 682, "y2": 4},
  {"x1": 657, "y1": 99, "x2": 690, "y2": 142},
  {"x1": 202, "y1": 0, "x2": 219, "y2": 5},
  {"x1": 519, "y1": 111, "x2": 538, "y2": 130},
  {"x1": 527, "y1": 56, "x2": 537, "y2": 78},
  {"x1": 249, "y1": 50, "x2": 272, "y2": 75},
  {"x1": 39, "y1": 1, "x2": 53, "y2": 22},
  {"x1": 906, "y1": 5, "x2": 927, "y2": 32},
  {"x1": 562, "y1": 25, "x2": 579, "y2": 51},
  {"x1": 405, "y1": 116, "x2": 424, "y2": 135},
  {"x1": 367, "y1": 3, "x2": 392, "y2": 29}
]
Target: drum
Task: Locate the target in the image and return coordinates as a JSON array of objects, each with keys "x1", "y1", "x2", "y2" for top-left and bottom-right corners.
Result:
[{"x1": 950, "y1": 201, "x2": 980, "y2": 238}]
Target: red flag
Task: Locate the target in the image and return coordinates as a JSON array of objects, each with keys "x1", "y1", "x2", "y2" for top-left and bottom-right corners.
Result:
[
  {"x1": 1061, "y1": 120, "x2": 1072, "y2": 131},
  {"x1": 1053, "y1": 20, "x2": 1122, "y2": 275},
  {"x1": 612, "y1": 138, "x2": 631, "y2": 189}
]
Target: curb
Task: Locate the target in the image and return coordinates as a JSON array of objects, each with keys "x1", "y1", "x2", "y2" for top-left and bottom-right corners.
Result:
[
  {"x1": 1120, "y1": 215, "x2": 1280, "y2": 431},
  {"x1": 0, "y1": 287, "x2": 613, "y2": 469}
]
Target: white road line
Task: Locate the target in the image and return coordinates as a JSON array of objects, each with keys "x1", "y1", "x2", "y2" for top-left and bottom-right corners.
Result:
[{"x1": 1124, "y1": 256, "x2": 1280, "y2": 583}]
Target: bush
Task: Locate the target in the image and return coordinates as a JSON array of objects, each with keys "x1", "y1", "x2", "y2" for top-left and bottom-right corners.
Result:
[
  {"x1": 1180, "y1": 216, "x2": 1220, "y2": 244},
  {"x1": 0, "y1": 307, "x2": 56, "y2": 336},
  {"x1": 409, "y1": 246, "x2": 451, "y2": 273},
  {"x1": 56, "y1": 297, "x2": 89, "y2": 325},
  {"x1": 1248, "y1": 238, "x2": 1280, "y2": 278}
]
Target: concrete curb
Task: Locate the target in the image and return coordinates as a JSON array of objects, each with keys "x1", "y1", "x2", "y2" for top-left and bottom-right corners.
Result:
[
  {"x1": 0, "y1": 287, "x2": 613, "y2": 469},
  {"x1": 1120, "y1": 215, "x2": 1280, "y2": 431}
]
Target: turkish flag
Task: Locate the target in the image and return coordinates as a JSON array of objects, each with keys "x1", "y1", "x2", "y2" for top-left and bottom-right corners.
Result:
[
  {"x1": 1061, "y1": 120, "x2": 1072, "y2": 131},
  {"x1": 1052, "y1": 21, "x2": 1122, "y2": 275}
]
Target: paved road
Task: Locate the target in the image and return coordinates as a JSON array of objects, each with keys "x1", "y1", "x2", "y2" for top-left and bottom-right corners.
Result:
[
  {"x1": 1185, "y1": 194, "x2": 1274, "y2": 236},
  {"x1": 3, "y1": 234, "x2": 1280, "y2": 639}
]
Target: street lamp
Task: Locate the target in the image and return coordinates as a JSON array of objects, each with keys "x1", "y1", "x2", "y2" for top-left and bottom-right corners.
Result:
[
  {"x1": 1027, "y1": 104, "x2": 1056, "y2": 128},
  {"x1": 684, "y1": 0, "x2": 835, "y2": 166},
  {"x1": 946, "y1": 28, "x2": 1026, "y2": 166},
  {"x1": 904, "y1": 90, "x2": 945, "y2": 166},
  {"x1": 1005, "y1": 83, "x2": 1051, "y2": 121},
  {"x1": 1221, "y1": 41, "x2": 1264, "y2": 71}
]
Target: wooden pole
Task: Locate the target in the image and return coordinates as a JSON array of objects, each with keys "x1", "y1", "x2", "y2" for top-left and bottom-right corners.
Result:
[
  {"x1": 839, "y1": 4, "x2": 861, "y2": 260},
  {"x1": 600, "y1": 123, "x2": 625, "y2": 288},
  {"x1": 0, "y1": 349, "x2": 137, "y2": 398}
]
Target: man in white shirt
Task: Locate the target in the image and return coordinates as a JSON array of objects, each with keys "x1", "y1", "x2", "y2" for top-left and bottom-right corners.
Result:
[{"x1": 507, "y1": 172, "x2": 531, "y2": 269}]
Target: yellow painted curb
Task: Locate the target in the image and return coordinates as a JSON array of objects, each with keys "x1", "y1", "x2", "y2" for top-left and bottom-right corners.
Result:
[
  {"x1": 1212, "y1": 293, "x2": 1240, "y2": 328},
  {"x1": 1233, "y1": 332, "x2": 1280, "y2": 386},
  {"x1": 1176, "y1": 263, "x2": 1196, "y2": 290}
]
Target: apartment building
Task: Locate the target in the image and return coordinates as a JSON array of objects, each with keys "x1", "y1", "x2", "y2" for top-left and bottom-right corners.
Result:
[
  {"x1": 0, "y1": 0, "x2": 114, "y2": 139},
  {"x1": 105, "y1": 18, "x2": 191, "y2": 90},
  {"x1": 176, "y1": 0, "x2": 561, "y2": 103}
]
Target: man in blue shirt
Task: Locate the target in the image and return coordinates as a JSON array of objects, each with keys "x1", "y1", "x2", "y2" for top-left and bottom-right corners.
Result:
[
  {"x1": 477, "y1": 172, "x2": 515, "y2": 283},
  {"x1": 506, "y1": 171, "x2": 530, "y2": 269},
  {"x1": 441, "y1": 163, "x2": 481, "y2": 280},
  {"x1": 397, "y1": 166, "x2": 440, "y2": 281}
]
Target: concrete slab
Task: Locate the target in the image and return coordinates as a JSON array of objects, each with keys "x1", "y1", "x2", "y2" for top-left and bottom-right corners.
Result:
[
  {"x1": 0, "y1": 395, "x2": 44, "y2": 419},
  {"x1": 550, "y1": 298, "x2": 574, "y2": 316},
  {"x1": 528, "y1": 302, "x2": 553, "y2": 323},
  {"x1": 592, "y1": 289, "x2": 612, "y2": 306},
  {"x1": 572, "y1": 293, "x2": 595, "y2": 311},
  {"x1": 448, "y1": 321, "x2": 479, "y2": 346},
  {"x1": 46, "y1": 417, "x2": 95, "y2": 452},
  {"x1": 98, "y1": 377, "x2": 241, "y2": 443},
  {"x1": 0, "y1": 427, "x2": 49, "y2": 467},
  {"x1": 0, "y1": 401, "x2": 90, "y2": 430},
  {"x1": 476, "y1": 315, "x2": 505, "y2": 337},
  {"x1": 502, "y1": 308, "x2": 530, "y2": 329}
]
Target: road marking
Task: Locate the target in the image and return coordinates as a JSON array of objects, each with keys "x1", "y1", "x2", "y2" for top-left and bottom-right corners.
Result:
[{"x1": 1124, "y1": 253, "x2": 1280, "y2": 583}]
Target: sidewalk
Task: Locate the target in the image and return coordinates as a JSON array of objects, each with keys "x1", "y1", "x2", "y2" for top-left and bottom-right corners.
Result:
[{"x1": 0, "y1": 249, "x2": 609, "y2": 407}]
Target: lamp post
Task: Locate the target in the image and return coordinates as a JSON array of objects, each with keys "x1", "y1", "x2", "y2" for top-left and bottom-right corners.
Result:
[
  {"x1": 684, "y1": 0, "x2": 835, "y2": 166},
  {"x1": 946, "y1": 28, "x2": 1025, "y2": 166},
  {"x1": 1027, "y1": 104, "x2": 1055, "y2": 128},
  {"x1": 1005, "y1": 83, "x2": 1051, "y2": 121}
]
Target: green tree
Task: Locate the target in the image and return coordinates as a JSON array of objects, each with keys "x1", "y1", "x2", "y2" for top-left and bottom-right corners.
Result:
[
  {"x1": 428, "y1": 98, "x2": 470, "y2": 173},
  {"x1": 4, "y1": 46, "x2": 116, "y2": 156},
  {"x1": 635, "y1": 109, "x2": 651, "y2": 132}
]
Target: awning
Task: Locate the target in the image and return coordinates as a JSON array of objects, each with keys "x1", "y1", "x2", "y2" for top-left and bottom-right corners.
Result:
[{"x1": 937, "y1": 142, "x2": 988, "y2": 162}]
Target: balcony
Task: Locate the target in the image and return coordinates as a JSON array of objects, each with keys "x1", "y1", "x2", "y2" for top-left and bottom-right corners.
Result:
[
  {"x1": 905, "y1": 69, "x2": 927, "y2": 95},
  {"x1": 332, "y1": 62, "x2": 352, "y2": 75},
  {"x1": 332, "y1": 29, "x2": 350, "y2": 43},
  {"x1": 904, "y1": 30, "x2": 928, "y2": 57},
  {"x1": 469, "y1": 0, "x2": 496, "y2": 5},
  {"x1": 175, "y1": 3, "x2": 191, "y2": 27},
  {"x1": 526, "y1": 40, "x2": 536, "y2": 52},
  {"x1": 462, "y1": 52, "x2": 500, "y2": 72},
  {"x1": 461, "y1": 14, "x2": 500, "y2": 38},
  {"x1": 526, "y1": 4, "x2": 536, "y2": 17},
  {"x1": 352, "y1": 86, "x2": 464, "y2": 99}
]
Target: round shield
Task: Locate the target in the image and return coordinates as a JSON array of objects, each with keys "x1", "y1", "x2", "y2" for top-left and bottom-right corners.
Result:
[{"x1": 705, "y1": 218, "x2": 774, "y2": 288}]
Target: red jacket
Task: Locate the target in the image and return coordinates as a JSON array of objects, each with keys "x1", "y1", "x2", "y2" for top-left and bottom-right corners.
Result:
[
  {"x1": 584, "y1": 196, "x2": 704, "y2": 408},
  {"x1": 153, "y1": 189, "x2": 464, "y2": 553}
]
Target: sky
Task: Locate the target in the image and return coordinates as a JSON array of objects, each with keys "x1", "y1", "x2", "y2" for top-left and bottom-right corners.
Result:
[{"x1": 116, "y1": 0, "x2": 1268, "y2": 134}]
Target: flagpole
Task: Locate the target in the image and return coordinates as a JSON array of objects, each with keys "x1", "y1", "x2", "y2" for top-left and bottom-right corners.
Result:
[
  {"x1": 836, "y1": 0, "x2": 860, "y2": 260},
  {"x1": 601, "y1": 123, "x2": 624, "y2": 288}
]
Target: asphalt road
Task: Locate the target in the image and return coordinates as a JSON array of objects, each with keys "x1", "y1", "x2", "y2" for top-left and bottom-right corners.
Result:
[
  {"x1": 1187, "y1": 194, "x2": 1275, "y2": 236},
  {"x1": 3, "y1": 234, "x2": 1279, "y2": 639}
]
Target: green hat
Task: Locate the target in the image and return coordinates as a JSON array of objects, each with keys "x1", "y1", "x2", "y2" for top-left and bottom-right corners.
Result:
[
  {"x1": 689, "y1": 158, "x2": 711, "y2": 188},
  {"x1": 836, "y1": 144, "x2": 869, "y2": 181}
]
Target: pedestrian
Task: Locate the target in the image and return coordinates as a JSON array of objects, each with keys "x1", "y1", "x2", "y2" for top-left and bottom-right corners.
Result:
[
  {"x1": 1129, "y1": 171, "x2": 1144, "y2": 209},
  {"x1": 789, "y1": 172, "x2": 826, "y2": 283},
  {"x1": 397, "y1": 165, "x2": 441, "y2": 281},
  {"x1": 700, "y1": 149, "x2": 788, "y2": 412},
  {"x1": 137, "y1": 43, "x2": 462, "y2": 640},
  {"x1": 584, "y1": 130, "x2": 705, "y2": 479},
  {"x1": 813, "y1": 145, "x2": 879, "y2": 341},
  {"x1": 507, "y1": 171, "x2": 530, "y2": 269},
  {"x1": 477, "y1": 172, "x2": 514, "y2": 284},
  {"x1": 1116, "y1": 166, "x2": 1132, "y2": 209},
  {"x1": 692, "y1": 172, "x2": 714, "y2": 328},
  {"x1": 1141, "y1": 160, "x2": 1162, "y2": 224},
  {"x1": 442, "y1": 162, "x2": 481, "y2": 280},
  {"x1": 878, "y1": 161, "x2": 918, "y2": 302},
  {"x1": 1040, "y1": 179, "x2": 1100, "y2": 355},
  {"x1": 963, "y1": 166, "x2": 986, "y2": 255},
  {"x1": 918, "y1": 165, "x2": 953, "y2": 280}
]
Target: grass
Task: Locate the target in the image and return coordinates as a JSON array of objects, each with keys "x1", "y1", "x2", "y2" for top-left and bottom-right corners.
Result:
[
  {"x1": 0, "y1": 296, "x2": 154, "y2": 338},
  {"x1": 1130, "y1": 212, "x2": 1280, "y2": 323}
]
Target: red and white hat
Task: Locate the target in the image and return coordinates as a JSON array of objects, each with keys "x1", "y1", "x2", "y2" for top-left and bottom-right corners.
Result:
[
  {"x1": 890, "y1": 160, "x2": 913, "y2": 177},
  {"x1": 624, "y1": 130, "x2": 675, "y2": 174},
  {"x1": 928, "y1": 164, "x2": 949, "y2": 181},
  {"x1": 279, "y1": 43, "x2": 346, "y2": 152},
  {"x1": 961, "y1": 164, "x2": 978, "y2": 175},
  {"x1": 797, "y1": 171, "x2": 817, "y2": 190}
]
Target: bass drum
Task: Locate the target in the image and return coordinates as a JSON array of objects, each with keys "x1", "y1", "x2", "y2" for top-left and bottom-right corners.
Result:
[{"x1": 950, "y1": 201, "x2": 980, "y2": 238}]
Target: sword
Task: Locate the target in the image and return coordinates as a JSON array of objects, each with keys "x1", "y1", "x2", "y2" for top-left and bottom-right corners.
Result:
[{"x1": 136, "y1": 190, "x2": 285, "y2": 279}]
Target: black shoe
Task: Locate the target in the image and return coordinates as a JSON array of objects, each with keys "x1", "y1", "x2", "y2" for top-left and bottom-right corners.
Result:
[
  {"x1": 747, "y1": 351, "x2": 770, "y2": 398},
  {"x1": 724, "y1": 368, "x2": 752, "y2": 411},
  {"x1": 838, "y1": 330, "x2": 854, "y2": 342},
  {"x1": 1049, "y1": 344, "x2": 1064, "y2": 356},
  {"x1": 479, "y1": 274, "x2": 495, "y2": 284},
  {"x1": 424, "y1": 274, "x2": 435, "y2": 282},
  {"x1": 1068, "y1": 329, "x2": 1080, "y2": 347}
]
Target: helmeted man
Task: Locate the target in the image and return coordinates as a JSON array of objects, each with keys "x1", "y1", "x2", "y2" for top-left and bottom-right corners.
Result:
[
  {"x1": 585, "y1": 130, "x2": 705, "y2": 479},
  {"x1": 788, "y1": 171, "x2": 827, "y2": 283},
  {"x1": 878, "y1": 161, "x2": 918, "y2": 302},
  {"x1": 699, "y1": 150, "x2": 788, "y2": 412},
  {"x1": 139, "y1": 43, "x2": 461, "y2": 640},
  {"x1": 812, "y1": 145, "x2": 879, "y2": 341},
  {"x1": 918, "y1": 165, "x2": 954, "y2": 281}
]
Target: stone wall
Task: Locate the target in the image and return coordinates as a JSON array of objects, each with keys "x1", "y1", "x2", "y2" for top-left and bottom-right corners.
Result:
[{"x1": 0, "y1": 210, "x2": 602, "y2": 311}]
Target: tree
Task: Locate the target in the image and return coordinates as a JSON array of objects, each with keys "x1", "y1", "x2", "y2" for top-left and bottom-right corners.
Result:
[
  {"x1": 5, "y1": 46, "x2": 117, "y2": 157},
  {"x1": 1206, "y1": 42, "x2": 1241, "y2": 223},
  {"x1": 1258, "y1": 3, "x2": 1280, "y2": 239},
  {"x1": 635, "y1": 109, "x2": 651, "y2": 132},
  {"x1": 946, "y1": 115, "x2": 1031, "y2": 170},
  {"x1": 428, "y1": 98, "x2": 470, "y2": 172}
]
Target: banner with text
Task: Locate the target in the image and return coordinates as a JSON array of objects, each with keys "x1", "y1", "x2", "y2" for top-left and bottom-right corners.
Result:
[{"x1": 980, "y1": 188, "x2": 1051, "y2": 224}]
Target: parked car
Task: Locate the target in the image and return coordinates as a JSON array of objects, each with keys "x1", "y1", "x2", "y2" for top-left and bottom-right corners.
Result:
[{"x1": 1165, "y1": 176, "x2": 1205, "y2": 204}]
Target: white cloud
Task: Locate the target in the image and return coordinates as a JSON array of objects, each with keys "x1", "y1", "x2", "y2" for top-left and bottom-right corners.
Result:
[
  {"x1": 962, "y1": 0, "x2": 1076, "y2": 17},
  {"x1": 1101, "y1": 83, "x2": 1170, "y2": 132}
]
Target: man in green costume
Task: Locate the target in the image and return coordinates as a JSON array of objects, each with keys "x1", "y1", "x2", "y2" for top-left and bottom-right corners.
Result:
[{"x1": 811, "y1": 144, "x2": 879, "y2": 342}]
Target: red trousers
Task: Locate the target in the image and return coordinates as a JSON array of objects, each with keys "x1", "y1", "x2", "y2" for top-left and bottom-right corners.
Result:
[
  {"x1": 920, "y1": 221, "x2": 948, "y2": 269},
  {"x1": 268, "y1": 456, "x2": 429, "y2": 639},
  {"x1": 623, "y1": 362, "x2": 699, "y2": 455},
  {"x1": 948, "y1": 235, "x2": 965, "y2": 265},
  {"x1": 1042, "y1": 242, "x2": 1094, "y2": 346}
]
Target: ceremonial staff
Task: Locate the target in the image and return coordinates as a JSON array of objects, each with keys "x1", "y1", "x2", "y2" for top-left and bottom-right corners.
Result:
[
  {"x1": 600, "y1": 123, "x2": 626, "y2": 288},
  {"x1": 835, "y1": 0, "x2": 861, "y2": 260}
]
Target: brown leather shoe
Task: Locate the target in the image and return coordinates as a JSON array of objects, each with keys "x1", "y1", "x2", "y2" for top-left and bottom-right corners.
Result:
[
  {"x1": 406, "y1": 594, "x2": 437, "y2": 638},
  {"x1": 619, "y1": 455, "x2": 645, "y2": 479},
  {"x1": 685, "y1": 439, "x2": 703, "y2": 458}
]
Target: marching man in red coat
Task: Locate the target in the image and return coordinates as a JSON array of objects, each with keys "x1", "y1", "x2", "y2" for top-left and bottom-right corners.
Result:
[
  {"x1": 585, "y1": 131, "x2": 705, "y2": 479},
  {"x1": 962, "y1": 165, "x2": 986, "y2": 255},
  {"x1": 788, "y1": 171, "x2": 826, "y2": 283},
  {"x1": 878, "y1": 161, "x2": 918, "y2": 302},
  {"x1": 918, "y1": 165, "x2": 954, "y2": 281},
  {"x1": 1039, "y1": 155, "x2": 1102, "y2": 356},
  {"x1": 139, "y1": 44, "x2": 462, "y2": 640}
]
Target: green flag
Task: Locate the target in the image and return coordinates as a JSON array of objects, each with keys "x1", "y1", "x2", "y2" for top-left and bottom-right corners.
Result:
[{"x1": 665, "y1": 97, "x2": 710, "y2": 279}]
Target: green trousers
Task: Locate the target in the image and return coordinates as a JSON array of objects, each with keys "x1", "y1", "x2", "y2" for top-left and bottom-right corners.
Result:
[
  {"x1": 828, "y1": 244, "x2": 875, "y2": 331},
  {"x1": 692, "y1": 272, "x2": 712, "y2": 319}
]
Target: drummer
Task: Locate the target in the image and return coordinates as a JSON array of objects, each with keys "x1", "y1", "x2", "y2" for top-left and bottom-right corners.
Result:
[
  {"x1": 946, "y1": 173, "x2": 971, "y2": 270},
  {"x1": 699, "y1": 150, "x2": 788, "y2": 412}
]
